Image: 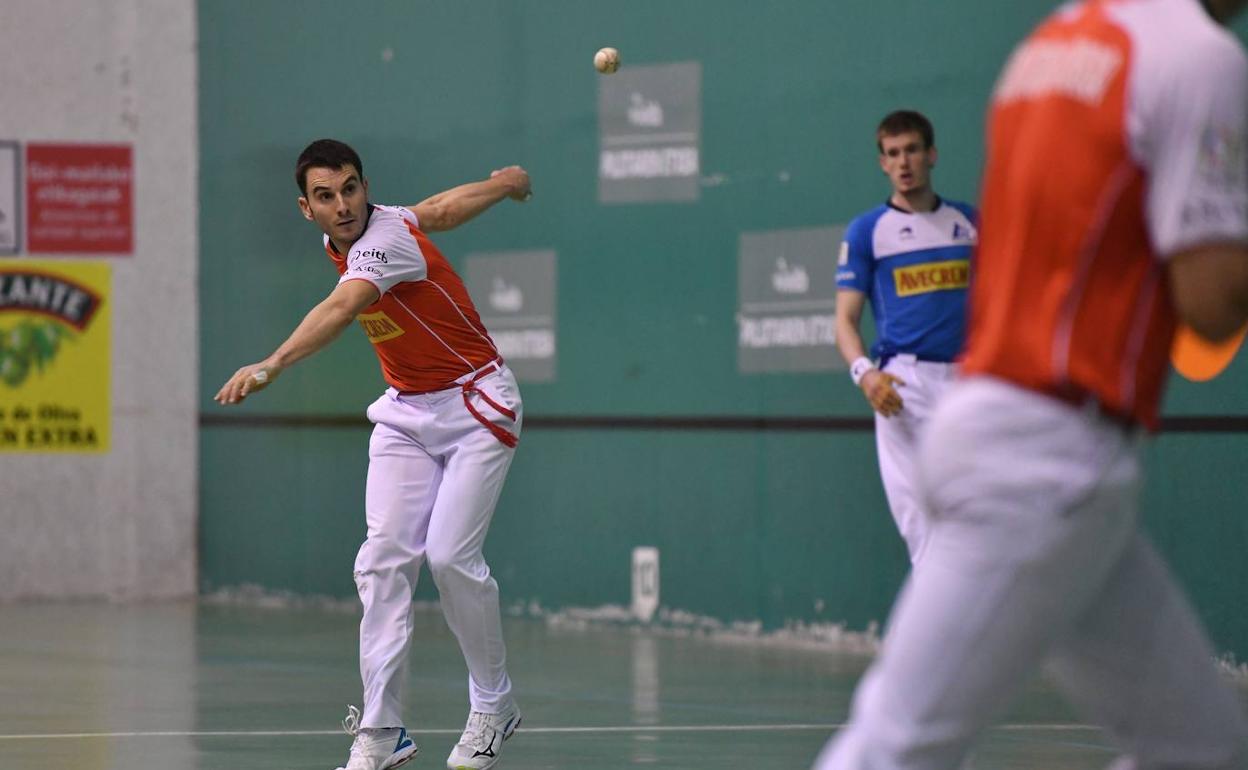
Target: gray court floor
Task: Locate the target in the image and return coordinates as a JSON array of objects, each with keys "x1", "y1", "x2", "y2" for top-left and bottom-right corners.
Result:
[{"x1": 0, "y1": 601, "x2": 1241, "y2": 769}]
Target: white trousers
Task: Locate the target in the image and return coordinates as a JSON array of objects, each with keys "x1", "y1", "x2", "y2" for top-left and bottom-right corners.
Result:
[
  {"x1": 817, "y1": 377, "x2": 1247, "y2": 770},
  {"x1": 874, "y1": 355, "x2": 957, "y2": 563},
  {"x1": 355, "y1": 364, "x2": 521, "y2": 728}
]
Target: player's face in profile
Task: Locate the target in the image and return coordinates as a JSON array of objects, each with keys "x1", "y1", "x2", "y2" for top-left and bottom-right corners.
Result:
[
  {"x1": 299, "y1": 164, "x2": 369, "y2": 248},
  {"x1": 879, "y1": 131, "x2": 936, "y2": 196}
]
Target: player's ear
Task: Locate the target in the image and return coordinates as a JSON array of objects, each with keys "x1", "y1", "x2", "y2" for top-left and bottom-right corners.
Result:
[
  {"x1": 297, "y1": 196, "x2": 314, "y2": 221},
  {"x1": 928, "y1": 146, "x2": 938, "y2": 168}
]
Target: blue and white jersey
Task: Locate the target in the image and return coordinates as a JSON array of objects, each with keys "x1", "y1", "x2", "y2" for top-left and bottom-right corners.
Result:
[{"x1": 836, "y1": 199, "x2": 977, "y2": 363}]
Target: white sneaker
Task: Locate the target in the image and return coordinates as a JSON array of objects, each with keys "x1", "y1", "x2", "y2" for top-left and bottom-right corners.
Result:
[
  {"x1": 335, "y1": 705, "x2": 418, "y2": 770},
  {"x1": 446, "y1": 703, "x2": 521, "y2": 770}
]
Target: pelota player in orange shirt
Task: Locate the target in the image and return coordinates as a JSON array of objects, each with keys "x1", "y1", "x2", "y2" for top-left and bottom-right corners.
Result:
[
  {"x1": 816, "y1": 0, "x2": 1248, "y2": 767},
  {"x1": 216, "y1": 140, "x2": 530, "y2": 770}
]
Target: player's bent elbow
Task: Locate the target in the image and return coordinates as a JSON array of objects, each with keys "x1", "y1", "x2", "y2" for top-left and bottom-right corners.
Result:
[
  {"x1": 1168, "y1": 244, "x2": 1248, "y2": 342},
  {"x1": 1172, "y1": 284, "x2": 1248, "y2": 341},
  {"x1": 1178, "y1": 303, "x2": 1247, "y2": 343}
]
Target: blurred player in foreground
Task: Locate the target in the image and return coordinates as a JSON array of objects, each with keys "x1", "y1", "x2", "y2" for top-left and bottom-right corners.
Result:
[
  {"x1": 817, "y1": 0, "x2": 1248, "y2": 766},
  {"x1": 216, "y1": 140, "x2": 530, "y2": 770},
  {"x1": 836, "y1": 110, "x2": 977, "y2": 563}
]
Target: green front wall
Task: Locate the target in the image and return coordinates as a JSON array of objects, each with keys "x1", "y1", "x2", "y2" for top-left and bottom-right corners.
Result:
[{"x1": 199, "y1": 1, "x2": 1248, "y2": 658}]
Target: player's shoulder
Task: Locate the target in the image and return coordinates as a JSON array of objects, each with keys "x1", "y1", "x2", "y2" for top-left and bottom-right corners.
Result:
[
  {"x1": 355, "y1": 205, "x2": 418, "y2": 244},
  {"x1": 341, "y1": 204, "x2": 425, "y2": 266},
  {"x1": 366, "y1": 204, "x2": 419, "y2": 229},
  {"x1": 1112, "y1": 0, "x2": 1246, "y2": 77},
  {"x1": 846, "y1": 203, "x2": 891, "y2": 239},
  {"x1": 944, "y1": 199, "x2": 978, "y2": 224}
]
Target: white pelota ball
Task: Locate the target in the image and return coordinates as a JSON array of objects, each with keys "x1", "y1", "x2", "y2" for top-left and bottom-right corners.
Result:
[{"x1": 594, "y1": 47, "x2": 620, "y2": 74}]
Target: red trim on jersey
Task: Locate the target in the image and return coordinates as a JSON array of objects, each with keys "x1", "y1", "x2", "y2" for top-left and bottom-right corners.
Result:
[{"x1": 1049, "y1": 160, "x2": 1138, "y2": 385}]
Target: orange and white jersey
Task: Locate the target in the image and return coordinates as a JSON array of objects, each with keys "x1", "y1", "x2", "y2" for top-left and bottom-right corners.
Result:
[
  {"x1": 963, "y1": 0, "x2": 1248, "y2": 429},
  {"x1": 326, "y1": 204, "x2": 500, "y2": 393}
]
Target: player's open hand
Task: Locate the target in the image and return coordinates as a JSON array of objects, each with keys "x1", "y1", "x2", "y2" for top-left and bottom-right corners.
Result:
[
  {"x1": 215, "y1": 362, "x2": 280, "y2": 405},
  {"x1": 491, "y1": 166, "x2": 532, "y2": 201},
  {"x1": 861, "y1": 370, "x2": 905, "y2": 417}
]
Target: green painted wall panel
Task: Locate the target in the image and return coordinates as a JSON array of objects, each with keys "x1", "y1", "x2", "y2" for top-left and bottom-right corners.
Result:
[
  {"x1": 198, "y1": 0, "x2": 1057, "y2": 418},
  {"x1": 199, "y1": 1, "x2": 1248, "y2": 660},
  {"x1": 1141, "y1": 436, "x2": 1248, "y2": 660},
  {"x1": 200, "y1": 427, "x2": 371, "y2": 597}
]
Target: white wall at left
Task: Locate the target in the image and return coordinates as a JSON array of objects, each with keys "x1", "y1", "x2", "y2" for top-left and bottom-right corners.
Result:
[{"x1": 0, "y1": 0, "x2": 198, "y2": 599}]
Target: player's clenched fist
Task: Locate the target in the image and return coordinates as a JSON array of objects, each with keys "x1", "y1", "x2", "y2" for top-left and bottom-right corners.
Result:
[
  {"x1": 861, "y1": 369, "x2": 905, "y2": 417},
  {"x1": 490, "y1": 166, "x2": 531, "y2": 201},
  {"x1": 215, "y1": 362, "x2": 280, "y2": 405}
]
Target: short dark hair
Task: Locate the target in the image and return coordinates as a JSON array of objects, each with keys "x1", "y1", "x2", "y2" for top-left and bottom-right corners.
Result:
[
  {"x1": 876, "y1": 110, "x2": 934, "y2": 153},
  {"x1": 295, "y1": 139, "x2": 364, "y2": 194}
]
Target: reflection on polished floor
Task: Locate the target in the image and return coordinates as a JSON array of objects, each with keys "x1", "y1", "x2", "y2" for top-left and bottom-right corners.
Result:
[{"x1": 1, "y1": 601, "x2": 1237, "y2": 769}]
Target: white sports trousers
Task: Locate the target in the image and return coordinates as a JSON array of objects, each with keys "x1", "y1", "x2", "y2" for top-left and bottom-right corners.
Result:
[
  {"x1": 817, "y1": 377, "x2": 1247, "y2": 769},
  {"x1": 873, "y1": 355, "x2": 958, "y2": 564},
  {"x1": 355, "y1": 362, "x2": 522, "y2": 728}
]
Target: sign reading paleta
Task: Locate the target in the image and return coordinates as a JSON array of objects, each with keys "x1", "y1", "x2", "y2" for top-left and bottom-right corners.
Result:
[
  {"x1": 598, "y1": 62, "x2": 702, "y2": 204},
  {"x1": 737, "y1": 226, "x2": 845, "y2": 374},
  {"x1": 463, "y1": 250, "x2": 558, "y2": 383}
]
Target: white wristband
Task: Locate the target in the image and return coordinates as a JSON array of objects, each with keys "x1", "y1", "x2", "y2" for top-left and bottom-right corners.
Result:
[{"x1": 850, "y1": 357, "x2": 876, "y2": 387}]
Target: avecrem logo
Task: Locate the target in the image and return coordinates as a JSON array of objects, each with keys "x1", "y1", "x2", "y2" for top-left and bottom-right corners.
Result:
[
  {"x1": 358, "y1": 311, "x2": 405, "y2": 344},
  {"x1": 893, "y1": 260, "x2": 970, "y2": 297}
]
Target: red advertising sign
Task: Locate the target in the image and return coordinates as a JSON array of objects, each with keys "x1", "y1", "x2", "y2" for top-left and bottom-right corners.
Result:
[{"x1": 26, "y1": 144, "x2": 132, "y2": 254}]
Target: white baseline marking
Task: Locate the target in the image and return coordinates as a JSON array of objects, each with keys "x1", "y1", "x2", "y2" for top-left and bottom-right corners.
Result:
[{"x1": 0, "y1": 723, "x2": 1100, "y2": 741}]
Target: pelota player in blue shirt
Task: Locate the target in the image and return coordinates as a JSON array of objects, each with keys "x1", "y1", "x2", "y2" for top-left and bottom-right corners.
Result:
[{"x1": 835, "y1": 110, "x2": 977, "y2": 564}]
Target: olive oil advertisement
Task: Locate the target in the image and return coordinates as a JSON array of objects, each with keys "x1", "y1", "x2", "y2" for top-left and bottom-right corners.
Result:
[{"x1": 0, "y1": 260, "x2": 109, "y2": 452}]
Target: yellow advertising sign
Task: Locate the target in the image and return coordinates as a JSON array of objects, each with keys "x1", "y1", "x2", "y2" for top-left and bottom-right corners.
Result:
[{"x1": 0, "y1": 260, "x2": 110, "y2": 452}]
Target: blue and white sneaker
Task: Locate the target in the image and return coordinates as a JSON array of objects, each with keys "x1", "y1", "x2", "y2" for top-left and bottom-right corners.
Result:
[
  {"x1": 446, "y1": 702, "x2": 521, "y2": 770},
  {"x1": 335, "y1": 705, "x2": 418, "y2": 770}
]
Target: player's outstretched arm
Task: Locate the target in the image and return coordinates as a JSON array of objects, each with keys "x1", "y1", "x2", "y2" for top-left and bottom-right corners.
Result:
[
  {"x1": 214, "y1": 279, "x2": 380, "y2": 405},
  {"x1": 836, "y1": 288, "x2": 904, "y2": 417},
  {"x1": 409, "y1": 166, "x2": 531, "y2": 232}
]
